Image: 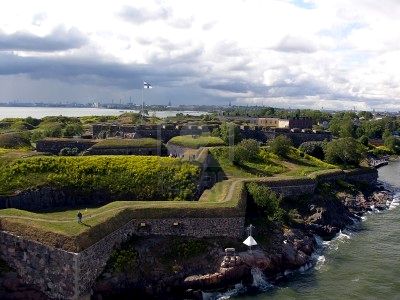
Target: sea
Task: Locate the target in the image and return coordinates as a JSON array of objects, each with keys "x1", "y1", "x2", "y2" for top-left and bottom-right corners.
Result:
[
  {"x1": 0, "y1": 106, "x2": 206, "y2": 119},
  {"x1": 211, "y1": 161, "x2": 400, "y2": 300}
]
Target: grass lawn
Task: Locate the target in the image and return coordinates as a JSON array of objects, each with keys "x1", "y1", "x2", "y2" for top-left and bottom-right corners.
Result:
[
  {"x1": 168, "y1": 135, "x2": 225, "y2": 149},
  {"x1": 92, "y1": 138, "x2": 162, "y2": 149},
  {"x1": 208, "y1": 146, "x2": 335, "y2": 178}
]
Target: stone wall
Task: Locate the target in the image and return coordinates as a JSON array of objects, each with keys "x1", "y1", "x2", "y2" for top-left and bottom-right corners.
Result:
[
  {"x1": 265, "y1": 181, "x2": 317, "y2": 197},
  {"x1": 91, "y1": 123, "x2": 332, "y2": 146},
  {"x1": 76, "y1": 216, "x2": 245, "y2": 296},
  {"x1": 0, "y1": 216, "x2": 245, "y2": 299},
  {"x1": 36, "y1": 138, "x2": 97, "y2": 154},
  {"x1": 0, "y1": 231, "x2": 77, "y2": 299},
  {"x1": 345, "y1": 168, "x2": 378, "y2": 183},
  {"x1": 0, "y1": 188, "x2": 111, "y2": 211},
  {"x1": 84, "y1": 146, "x2": 165, "y2": 156}
]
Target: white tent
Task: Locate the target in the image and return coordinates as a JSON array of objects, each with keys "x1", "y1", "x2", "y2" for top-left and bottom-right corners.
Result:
[{"x1": 243, "y1": 235, "x2": 258, "y2": 247}]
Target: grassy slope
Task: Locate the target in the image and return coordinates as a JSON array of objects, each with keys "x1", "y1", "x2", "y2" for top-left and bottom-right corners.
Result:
[
  {"x1": 208, "y1": 147, "x2": 334, "y2": 178},
  {"x1": 0, "y1": 155, "x2": 199, "y2": 200},
  {"x1": 92, "y1": 138, "x2": 162, "y2": 149},
  {"x1": 168, "y1": 135, "x2": 225, "y2": 149}
]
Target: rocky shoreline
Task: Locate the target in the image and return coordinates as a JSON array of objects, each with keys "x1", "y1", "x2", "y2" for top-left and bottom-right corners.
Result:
[
  {"x1": 89, "y1": 181, "x2": 393, "y2": 300},
  {"x1": 0, "y1": 181, "x2": 393, "y2": 300}
]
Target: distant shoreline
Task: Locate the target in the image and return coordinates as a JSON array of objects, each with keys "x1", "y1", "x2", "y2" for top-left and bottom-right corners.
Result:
[{"x1": 0, "y1": 106, "x2": 208, "y2": 119}]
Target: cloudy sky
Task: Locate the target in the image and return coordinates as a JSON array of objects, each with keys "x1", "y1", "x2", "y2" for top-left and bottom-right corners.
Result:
[{"x1": 1, "y1": 0, "x2": 400, "y2": 110}]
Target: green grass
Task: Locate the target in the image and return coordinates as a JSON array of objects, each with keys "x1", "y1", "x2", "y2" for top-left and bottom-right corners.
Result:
[
  {"x1": 0, "y1": 155, "x2": 200, "y2": 200},
  {"x1": 208, "y1": 147, "x2": 287, "y2": 178},
  {"x1": 92, "y1": 138, "x2": 162, "y2": 149},
  {"x1": 282, "y1": 148, "x2": 336, "y2": 176},
  {"x1": 168, "y1": 135, "x2": 225, "y2": 148}
]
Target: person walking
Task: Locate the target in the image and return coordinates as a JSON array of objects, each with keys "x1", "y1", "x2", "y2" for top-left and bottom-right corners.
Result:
[{"x1": 77, "y1": 211, "x2": 83, "y2": 224}]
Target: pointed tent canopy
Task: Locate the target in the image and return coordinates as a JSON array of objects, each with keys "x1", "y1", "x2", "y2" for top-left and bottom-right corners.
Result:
[{"x1": 243, "y1": 235, "x2": 258, "y2": 247}]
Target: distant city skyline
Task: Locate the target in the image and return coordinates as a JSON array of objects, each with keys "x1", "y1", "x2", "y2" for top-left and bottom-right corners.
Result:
[{"x1": 1, "y1": 0, "x2": 400, "y2": 111}]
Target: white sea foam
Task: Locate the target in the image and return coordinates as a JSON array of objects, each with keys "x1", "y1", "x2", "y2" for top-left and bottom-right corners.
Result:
[
  {"x1": 251, "y1": 267, "x2": 273, "y2": 291},
  {"x1": 202, "y1": 283, "x2": 246, "y2": 300},
  {"x1": 314, "y1": 254, "x2": 326, "y2": 271},
  {"x1": 389, "y1": 193, "x2": 400, "y2": 210}
]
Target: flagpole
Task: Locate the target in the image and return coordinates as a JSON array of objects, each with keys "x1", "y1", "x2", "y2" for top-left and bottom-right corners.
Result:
[{"x1": 141, "y1": 83, "x2": 144, "y2": 124}]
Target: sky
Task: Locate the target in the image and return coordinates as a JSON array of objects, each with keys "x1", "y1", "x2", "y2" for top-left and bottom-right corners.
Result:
[{"x1": 1, "y1": 0, "x2": 400, "y2": 110}]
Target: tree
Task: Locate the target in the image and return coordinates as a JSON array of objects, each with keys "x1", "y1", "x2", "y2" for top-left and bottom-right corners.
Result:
[
  {"x1": 325, "y1": 138, "x2": 367, "y2": 166},
  {"x1": 219, "y1": 122, "x2": 241, "y2": 145},
  {"x1": 382, "y1": 129, "x2": 400, "y2": 153},
  {"x1": 299, "y1": 141, "x2": 326, "y2": 159},
  {"x1": 358, "y1": 135, "x2": 369, "y2": 147},
  {"x1": 339, "y1": 115, "x2": 356, "y2": 138},
  {"x1": 268, "y1": 135, "x2": 293, "y2": 157},
  {"x1": 233, "y1": 139, "x2": 260, "y2": 163}
]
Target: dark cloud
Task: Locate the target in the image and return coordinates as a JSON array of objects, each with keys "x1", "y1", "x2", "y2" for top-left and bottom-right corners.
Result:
[
  {"x1": 0, "y1": 27, "x2": 87, "y2": 52},
  {"x1": 118, "y1": 5, "x2": 171, "y2": 24},
  {"x1": 0, "y1": 52, "x2": 199, "y2": 90}
]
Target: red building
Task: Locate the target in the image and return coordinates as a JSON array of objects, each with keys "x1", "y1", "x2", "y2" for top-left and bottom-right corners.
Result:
[{"x1": 288, "y1": 117, "x2": 313, "y2": 129}]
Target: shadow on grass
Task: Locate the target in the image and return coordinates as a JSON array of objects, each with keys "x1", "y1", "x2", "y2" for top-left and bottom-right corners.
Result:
[{"x1": 79, "y1": 222, "x2": 92, "y2": 228}]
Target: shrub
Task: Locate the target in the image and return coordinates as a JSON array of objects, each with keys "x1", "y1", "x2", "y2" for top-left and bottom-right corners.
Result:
[
  {"x1": 62, "y1": 124, "x2": 83, "y2": 137},
  {"x1": 268, "y1": 135, "x2": 293, "y2": 157},
  {"x1": 233, "y1": 139, "x2": 260, "y2": 163},
  {"x1": 0, "y1": 156, "x2": 200, "y2": 200},
  {"x1": 59, "y1": 147, "x2": 79, "y2": 156},
  {"x1": 299, "y1": 141, "x2": 326, "y2": 159},
  {"x1": 107, "y1": 246, "x2": 138, "y2": 274},
  {"x1": 371, "y1": 146, "x2": 393, "y2": 156},
  {"x1": 325, "y1": 137, "x2": 367, "y2": 166},
  {"x1": 0, "y1": 132, "x2": 31, "y2": 149},
  {"x1": 164, "y1": 238, "x2": 209, "y2": 261},
  {"x1": 246, "y1": 182, "x2": 284, "y2": 222}
]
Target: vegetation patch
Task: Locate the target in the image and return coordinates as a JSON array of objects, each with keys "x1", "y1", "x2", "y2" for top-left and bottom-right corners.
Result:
[
  {"x1": 0, "y1": 155, "x2": 200, "y2": 200},
  {"x1": 168, "y1": 135, "x2": 225, "y2": 148},
  {"x1": 92, "y1": 138, "x2": 162, "y2": 149}
]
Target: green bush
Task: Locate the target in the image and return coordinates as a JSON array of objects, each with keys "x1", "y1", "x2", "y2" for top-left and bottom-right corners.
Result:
[
  {"x1": 62, "y1": 124, "x2": 83, "y2": 137},
  {"x1": 108, "y1": 249, "x2": 138, "y2": 273},
  {"x1": 325, "y1": 138, "x2": 367, "y2": 166},
  {"x1": 268, "y1": 135, "x2": 293, "y2": 157},
  {"x1": 0, "y1": 132, "x2": 31, "y2": 149},
  {"x1": 164, "y1": 238, "x2": 209, "y2": 261},
  {"x1": 246, "y1": 182, "x2": 284, "y2": 222},
  {"x1": 0, "y1": 156, "x2": 200, "y2": 200},
  {"x1": 371, "y1": 146, "x2": 393, "y2": 156},
  {"x1": 233, "y1": 139, "x2": 260, "y2": 164}
]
